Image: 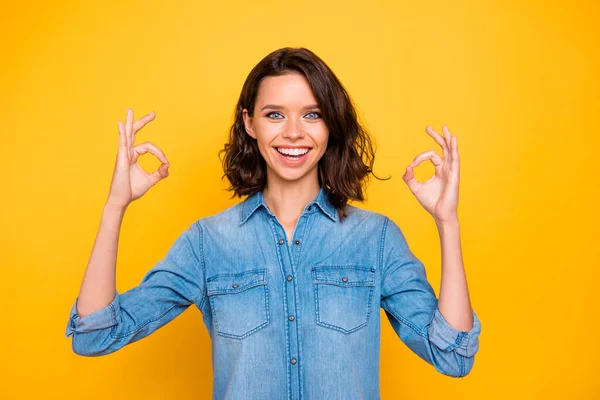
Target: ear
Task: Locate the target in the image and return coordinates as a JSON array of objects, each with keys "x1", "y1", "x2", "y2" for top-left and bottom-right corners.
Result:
[{"x1": 242, "y1": 108, "x2": 256, "y2": 139}]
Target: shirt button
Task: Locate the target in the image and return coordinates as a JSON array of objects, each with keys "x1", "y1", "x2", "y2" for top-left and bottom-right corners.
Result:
[
  {"x1": 341, "y1": 277, "x2": 348, "y2": 282},
  {"x1": 290, "y1": 358, "x2": 297, "y2": 365},
  {"x1": 308, "y1": 205, "x2": 312, "y2": 211},
  {"x1": 288, "y1": 315, "x2": 295, "y2": 321},
  {"x1": 294, "y1": 240, "x2": 301, "y2": 246},
  {"x1": 286, "y1": 275, "x2": 293, "y2": 281},
  {"x1": 232, "y1": 283, "x2": 239, "y2": 288},
  {"x1": 278, "y1": 239, "x2": 285, "y2": 245}
]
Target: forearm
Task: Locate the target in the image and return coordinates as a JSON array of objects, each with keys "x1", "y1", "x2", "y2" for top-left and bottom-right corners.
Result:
[
  {"x1": 435, "y1": 216, "x2": 474, "y2": 331},
  {"x1": 75, "y1": 203, "x2": 126, "y2": 318}
]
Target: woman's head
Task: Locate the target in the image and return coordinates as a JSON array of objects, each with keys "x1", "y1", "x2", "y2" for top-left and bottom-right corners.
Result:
[{"x1": 220, "y1": 47, "x2": 380, "y2": 217}]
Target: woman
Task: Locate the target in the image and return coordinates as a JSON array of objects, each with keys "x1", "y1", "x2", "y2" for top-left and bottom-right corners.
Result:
[{"x1": 65, "y1": 47, "x2": 481, "y2": 399}]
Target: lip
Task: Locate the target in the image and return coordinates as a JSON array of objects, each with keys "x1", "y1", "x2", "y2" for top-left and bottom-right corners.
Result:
[{"x1": 273, "y1": 146, "x2": 312, "y2": 167}]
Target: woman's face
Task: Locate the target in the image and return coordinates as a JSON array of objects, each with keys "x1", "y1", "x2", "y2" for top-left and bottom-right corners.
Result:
[{"x1": 242, "y1": 72, "x2": 329, "y2": 186}]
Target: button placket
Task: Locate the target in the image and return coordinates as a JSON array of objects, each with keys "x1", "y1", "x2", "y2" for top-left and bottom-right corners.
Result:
[{"x1": 269, "y1": 210, "x2": 306, "y2": 396}]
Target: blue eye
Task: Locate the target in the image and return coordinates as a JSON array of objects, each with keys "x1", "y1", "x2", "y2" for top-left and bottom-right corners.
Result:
[
  {"x1": 266, "y1": 112, "x2": 284, "y2": 119},
  {"x1": 305, "y1": 112, "x2": 322, "y2": 119}
]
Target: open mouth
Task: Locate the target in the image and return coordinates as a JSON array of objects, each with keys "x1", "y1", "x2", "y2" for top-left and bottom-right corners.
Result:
[{"x1": 275, "y1": 147, "x2": 312, "y2": 158}]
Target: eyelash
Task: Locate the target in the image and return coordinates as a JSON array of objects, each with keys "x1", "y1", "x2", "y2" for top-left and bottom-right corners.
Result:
[{"x1": 266, "y1": 111, "x2": 322, "y2": 120}]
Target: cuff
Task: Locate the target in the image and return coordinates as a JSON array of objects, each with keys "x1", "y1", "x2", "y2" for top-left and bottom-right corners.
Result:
[
  {"x1": 65, "y1": 291, "x2": 120, "y2": 337},
  {"x1": 427, "y1": 308, "x2": 481, "y2": 357}
]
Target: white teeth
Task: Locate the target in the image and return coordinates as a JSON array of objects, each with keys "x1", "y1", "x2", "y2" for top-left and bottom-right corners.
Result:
[{"x1": 277, "y1": 147, "x2": 310, "y2": 156}]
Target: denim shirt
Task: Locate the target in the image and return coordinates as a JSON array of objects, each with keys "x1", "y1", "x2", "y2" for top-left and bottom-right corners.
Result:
[{"x1": 65, "y1": 186, "x2": 482, "y2": 399}]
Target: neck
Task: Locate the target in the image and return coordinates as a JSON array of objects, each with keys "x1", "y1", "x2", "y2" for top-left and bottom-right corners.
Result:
[{"x1": 262, "y1": 171, "x2": 320, "y2": 225}]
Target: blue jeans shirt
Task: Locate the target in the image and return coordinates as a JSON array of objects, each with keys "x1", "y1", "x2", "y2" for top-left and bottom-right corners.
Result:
[{"x1": 65, "y1": 186, "x2": 481, "y2": 399}]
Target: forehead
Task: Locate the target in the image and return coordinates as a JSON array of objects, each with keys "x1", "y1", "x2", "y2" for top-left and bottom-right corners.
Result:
[{"x1": 256, "y1": 72, "x2": 318, "y2": 106}]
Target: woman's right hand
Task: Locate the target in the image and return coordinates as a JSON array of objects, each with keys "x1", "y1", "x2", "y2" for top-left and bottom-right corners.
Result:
[{"x1": 106, "y1": 108, "x2": 170, "y2": 210}]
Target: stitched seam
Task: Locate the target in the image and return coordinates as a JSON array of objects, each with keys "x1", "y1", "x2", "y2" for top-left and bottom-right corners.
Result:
[
  {"x1": 294, "y1": 211, "x2": 310, "y2": 263},
  {"x1": 196, "y1": 222, "x2": 207, "y2": 310},
  {"x1": 212, "y1": 283, "x2": 270, "y2": 340},
  {"x1": 291, "y1": 215, "x2": 308, "y2": 400},
  {"x1": 382, "y1": 299, "x2": 427, "y2": 338},
  {"x1": 462, "y1": 332, "x2": 471, "y2": 353},
  {"x1": 110, "y1": 303, "x2": 179, "y2": 339},
  {"x1": 312, "y1": 266, "x2": 374, "y2": 334},
  {"x1": 379, "y1": 216, "x2": 389, "y2": 284},
  {"x1": 109, "y1": 302, "x2": 117, "y2": 325},
  {"x1": 267, "y1": 215, "x2": 292, "y2": 398}
]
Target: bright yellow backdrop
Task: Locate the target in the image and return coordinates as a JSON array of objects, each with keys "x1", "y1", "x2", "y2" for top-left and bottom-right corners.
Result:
[{"x1": 1, "y1": 0, "x2": 598, "y2": 398}]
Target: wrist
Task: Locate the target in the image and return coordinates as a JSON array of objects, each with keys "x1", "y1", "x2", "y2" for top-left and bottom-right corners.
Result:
[
  {"x1": 435, "y1": 214, "x2": 460, "y2": 230},
  {"x1": 103, "y1": 201, "x2": 127, "y2": 217}
]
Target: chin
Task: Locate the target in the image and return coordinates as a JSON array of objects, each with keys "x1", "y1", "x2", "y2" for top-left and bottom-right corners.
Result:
[{"x1": 268, "y1": 164, "x2": 318, "y2": 184}]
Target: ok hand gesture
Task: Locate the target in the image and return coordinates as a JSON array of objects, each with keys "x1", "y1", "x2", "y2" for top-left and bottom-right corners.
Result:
[
  {"x1": 106, "y1": 108, "x2": 170, "y2": 210},
  {"x1": 402, "y1": 125, "x2": 460, "y2": 223}
]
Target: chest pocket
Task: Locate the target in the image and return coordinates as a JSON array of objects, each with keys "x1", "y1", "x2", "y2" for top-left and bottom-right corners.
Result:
[
  {"x1": 311, "y1": 266, "x2": 376, "y2": 334},
  {"x1": 206, "y1": 269, "x2": 270, "y2": 339}
]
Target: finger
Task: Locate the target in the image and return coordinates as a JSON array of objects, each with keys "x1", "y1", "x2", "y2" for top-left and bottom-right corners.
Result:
[
  {"x1": 147, "y1": 163, "x2": 170, "y2": 187},
  {"x1": 117, "y1": 120, "x2": 127, "y2": 149},
  {"x1": 442, "y1": 125, "x2": 460, "y2": 172},
  {"x1": 442, "y1": 125, "x2": 452, "y2": 148},
  {"x1": 117, "y1": 120, "x2": 131, "y2": 162},
  {"x1": 402, "y1": 163, "x2": 422, "y2": 194},
  {"x1": 133, "y1": 111, "x2": 156, "y2": 135},
  {"x1": 425, "y1": 126, "x2": 449, "y2": 161},
  {"x1": 126, "y1": 108, "x2": 134, "y2": 146},
  {"x1": 451, "y1": 134, "x2": 459, "y2": 170},
  {"x1": 116, "y1": 120, "x2": 128, "y2": 168},
  {"x1": 132, "y1": 141, "x2": 170, "y2": 165},
  {"x1": 410, "y1": 150, "x2": 443, "y2": 168},
  {"x1": 442, "y1": 125, "x2": 454, "y2": 166}
]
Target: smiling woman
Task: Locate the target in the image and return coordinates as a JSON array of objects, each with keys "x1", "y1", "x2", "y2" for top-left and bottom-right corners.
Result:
[
  {"x1": 65, "y1": 47, "x2": 481, "y2": 400},
  {"x1": 220, "y1": 47, "x2": 380, "y2": 220},
  {"x1": 242, "y1": 72, "x2": 330, "y2": 189}
]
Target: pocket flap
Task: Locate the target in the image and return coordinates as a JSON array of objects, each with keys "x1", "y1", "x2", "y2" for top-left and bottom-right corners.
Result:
[
  {"x1": 312, "y1": 266, "x2": 375, "y2": 286},
  {"x1": 206, "y1": 269, "x2": 267, "y2": 296}
]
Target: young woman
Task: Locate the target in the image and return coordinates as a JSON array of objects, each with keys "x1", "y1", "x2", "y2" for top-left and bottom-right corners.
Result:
[{"x1": 66, "y1": 47, "x2": 481, "y2": 399}]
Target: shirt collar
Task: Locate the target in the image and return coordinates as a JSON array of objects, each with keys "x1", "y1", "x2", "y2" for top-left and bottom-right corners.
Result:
[{"x1": 239, "y1": 186, "x2": 338, "y2": 225}]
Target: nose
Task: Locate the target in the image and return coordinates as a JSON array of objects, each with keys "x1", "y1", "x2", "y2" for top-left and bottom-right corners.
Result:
[{"x1": 282, "y1": 117, "x2": 304, "y2": 140}]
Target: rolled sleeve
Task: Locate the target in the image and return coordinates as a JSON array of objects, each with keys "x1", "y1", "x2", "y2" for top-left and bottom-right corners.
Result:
[
  {"x1": 428, "y1": 308, "x2": 481, "y2": 358},
  {"x1": 64, "y1": 221, "x2": 205, "y2": 356},
  {"x1": 380, "y1": 216, "x2": 482, "y2": 377},
  {"x1": 65, "y1": 291, "x2": 120, "y2": 338}
]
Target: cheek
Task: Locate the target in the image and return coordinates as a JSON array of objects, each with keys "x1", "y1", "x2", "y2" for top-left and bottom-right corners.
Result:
[{"x1": 314, "y1": 127, "x2": 329, "y2": 151}]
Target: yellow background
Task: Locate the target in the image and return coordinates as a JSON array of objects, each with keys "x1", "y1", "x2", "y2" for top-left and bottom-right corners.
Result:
[{"x1": 1, "y1": 0, "x2": 598, "y2": 398}]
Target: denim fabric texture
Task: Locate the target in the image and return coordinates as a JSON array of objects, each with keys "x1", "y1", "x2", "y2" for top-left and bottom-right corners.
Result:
[{"x1": 65, "y1": 186, "x2": 482, "y2": 399}]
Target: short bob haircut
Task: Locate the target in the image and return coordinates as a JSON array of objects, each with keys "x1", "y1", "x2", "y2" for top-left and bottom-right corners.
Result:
[{"x1": 220, "y1": 47, "x2": 385, "y2": 220}]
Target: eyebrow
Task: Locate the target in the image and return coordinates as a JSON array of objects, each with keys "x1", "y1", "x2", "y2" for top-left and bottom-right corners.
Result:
[{"x1": 260, "y1": 104, "x2": 321, "y2": 111}]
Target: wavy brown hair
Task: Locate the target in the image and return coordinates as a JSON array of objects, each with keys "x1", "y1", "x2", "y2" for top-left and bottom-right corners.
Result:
[{"x1": 220, "y1": 47, "x2": 386, "y2": 220}]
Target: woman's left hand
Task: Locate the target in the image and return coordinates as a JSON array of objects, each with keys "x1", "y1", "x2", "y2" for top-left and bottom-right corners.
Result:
[{"x1": 402, "y1": 125, "x2": 460, "y2": 223}]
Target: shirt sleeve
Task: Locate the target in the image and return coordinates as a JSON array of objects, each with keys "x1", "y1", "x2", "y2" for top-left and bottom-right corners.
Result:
[
  {"x1": 65, "y1": 221, "x2": 206, "y2": 356},
  {"x1": 379, "y1": 217, "x2": 481, "y2": 377}
]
